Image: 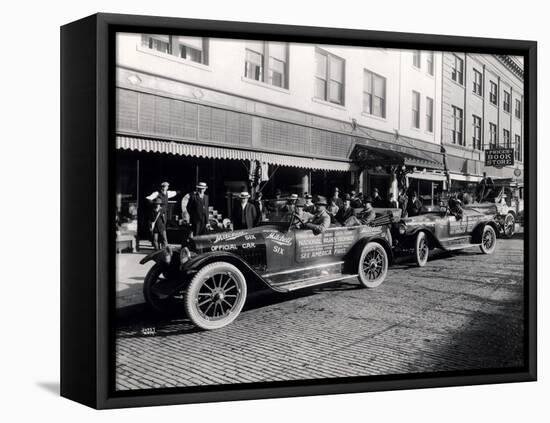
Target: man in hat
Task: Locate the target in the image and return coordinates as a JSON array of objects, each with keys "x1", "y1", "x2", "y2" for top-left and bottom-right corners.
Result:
[
  {"x1": 303, "y1": 196, "x2": 331, "y2": 234},
  {"x1": 407, "y1": 191, "x2": 423, "y2": 217},
  {"x1": 371, "y1": 187, "x2": 385, "y2": 208},
  {"x1": 149, "y1": 197, "x2": 168, "y2": 250},
  {"x1": 359, "y1": 202, "x2": 377, "y2": 225},
  {"x1": 146, "y1": 181, "x2": 178, "y2": 225},
  {"x1": 397, "y1": 187, "x2": 408, "y2": 218},
  {"x1": 335, "y1": 194, "x2": 355, "y2": 225},
  {"x1": 182, "y1": 182, "x2": 210, "y2": 236},
  {"x1": 303, "y1": 193, "x2": 315, "y2": 214},
  {"x1": 331, "y1": 187, "x2": 343, "y2": 209},
  {"x1": 282, "y1": 193, "x2": 299, "y2": 214},
  {"x1": 232, "y1": 191, "x2": 257, "y2": 230},
  {"x1": 252, "y1": 191, "x2": 266, "y2": 225}
]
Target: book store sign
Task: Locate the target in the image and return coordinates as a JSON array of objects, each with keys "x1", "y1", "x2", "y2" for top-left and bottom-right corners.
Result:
[{"x1": 485, "y1": 148, "x2": 514, "y2": 169}]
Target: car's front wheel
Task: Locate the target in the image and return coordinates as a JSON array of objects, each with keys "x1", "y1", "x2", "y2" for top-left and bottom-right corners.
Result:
[
  {"x1": 143, "y1": 263, "x2": 180, "y2": 313},
  {"x1": 415, "y1": 231, "x2": 429, "y2": 267},
  {"x1": 357, "y1": 242, "x2": 388, "y2": 288},
  {"x1": 185, "y1": 262, "x2": 247, "y2": 330},
  {"x1": 503, "y1": 213, "x2": 515, "y2": 238},
  {"x1": 480, "y1": 225, "x2": 497, "y2": 254}
]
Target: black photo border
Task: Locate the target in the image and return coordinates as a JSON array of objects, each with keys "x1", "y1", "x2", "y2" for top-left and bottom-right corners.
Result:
[{"x1": 60, "y1": 12, "x2": 537, "y2": 409}]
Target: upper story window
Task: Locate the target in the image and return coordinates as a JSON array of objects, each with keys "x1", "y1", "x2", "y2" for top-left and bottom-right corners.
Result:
[
  {"x1": 141, "y1": 34, "x2": 209, "y2": 65},
  {"x1": 426, "y1": 51, "x2": 434, "y2": 75},
  {"x1": 315, "y1": 49, "x2": 345, "y2": 105},
  {"x1": 503, "y1": 128, "x2": 511, "y2": 148},
  {"x1": 515, "y1": 134, "x2": 522, "y2": 161},
  {"x1": 473, "y1": 69, "x2": 483, "y2": 96},
  {"x1": 363, "y1": 70, "x2": 386, "y2": 118},
  {"x1": 412, "y1": 50, "x2": 421, "y2": 68},
  {"x1": 489, "y1": 122, "x2": 498, "y2": 148},
  {"x1": 426, "y1": 97, "x2": 434, "y2": 132},
  {"x1": 244, "y1": 41, "x2": 289, "y2": 89},
  {"x1": 452, "y1": 105, "x2": 463, "y2": 145},
  {"x1": 515, "y1": 99, "x2": 522, "y2": 119},
  {"x1": 412, "y1": 91, "x2": 420, "y2": 129},
  {"x1": 503, "y1": 90, "x2": 511, "y2": 113},
  {"x1": 451, "y1": 55, "x2": 464, "y2": 85},
  {"x1": 489, "y1": 81, "x2": 498, "y2": 105},
  {"x1": 472, "y1": 115, "x2": 482, "y2": 150}
]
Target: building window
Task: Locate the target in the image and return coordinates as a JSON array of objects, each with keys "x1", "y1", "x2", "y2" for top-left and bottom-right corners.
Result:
[
  {"x1": 426, "y1": 51, "x2": 434, "y2": 75},
  {"x1": 452, "y1": 106, "x2": 463, "y2": 145},
  {"x1": 515, "y1": 99, "x2": 522, "y2": 119},
  {"x1": 426, "y1": 97, "x2": 434, "y2": 132},
  {"x1": 412, "y1": 91, "x2": 420, "y2": 129},
  {"x1": 489, "y1": 81, "x2": 498, "y2": 105},
  {"x1": 451, "y1": 55, "x2": 464, "y2": 85},
  {"x1": 413, "y1": 50, "x2": 421, "y2": 68},
  {"x1": 244, "y1": 41, "x2": 288, "y2": 88},
  {"x1": 503, "y1": 129, "x2": 511, "y2": 148},
  {"x1": 489, "y1": 123, "x2": 498, "y2": 148},
  {"x1": 141, "y1": 34, "x2": 209, "y2": 65},
  {"x1": 363, "y1": 70, "x2": 386, "y2": 118},
  {"x1": 315, "y1": 49, "x2": 345, "y2": 105},
  {"x1": 515, "y1": 134, "x2": 522, "y2": 161},
  {"x1": 473, "y1": 69, "x2": 483, "y2": 96},
  {"x1": 503, "y1": 91, "x2": 511, "y2": 113},
  {"x1": 472, "y1": 115, "x2": 482, "y2": 150}
]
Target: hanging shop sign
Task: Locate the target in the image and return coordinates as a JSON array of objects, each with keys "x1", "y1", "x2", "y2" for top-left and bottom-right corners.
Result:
[{"x1": 485, "y1": 148, "x2": 514, "y2": 168}]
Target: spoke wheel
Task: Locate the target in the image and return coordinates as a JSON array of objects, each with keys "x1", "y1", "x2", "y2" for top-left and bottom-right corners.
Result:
[
  {"x1": 503, "y1": 214, "x2": 515, "y2": 238},
  {"x1": 357, "y1": 242, "x2": 388, "y2": 288},
  {"x1": 480, "y1": 225, "x2": 497, "y2": 254},
  {"x1": 415, "y1": 231, "x2": 429, "y2": 267},
  {"x1": 185, "y1": 262, "x2": 247, "y2": 330},
  {"x1": 143, "y1": 263, "x2": 180, "y2": 313}
]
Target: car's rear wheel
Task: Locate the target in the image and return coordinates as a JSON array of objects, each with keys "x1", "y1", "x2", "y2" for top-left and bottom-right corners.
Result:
[
  {"x1": 415, "y1": 231, "x2": 429, "y2": 267},
  {"x1": 503, "y1": 213, "x2": 515, "y2": 238},
  {"x1": 480, "y1": 225, "x2": 497, "y2": 254},
  {"x1": 357, "y1": 242, "x2": 388, "y2": 288},
  {"x1": 185, "y1": 262, "x2": 247, "y2": 330},
  {"x1": 143, "y1": 263, "x2": 180, "y2": 313}
]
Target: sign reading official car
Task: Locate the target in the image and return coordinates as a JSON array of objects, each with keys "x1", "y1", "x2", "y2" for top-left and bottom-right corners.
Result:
[{"x1": 485, "y1": 148, "x2": 514, "y2": 168}]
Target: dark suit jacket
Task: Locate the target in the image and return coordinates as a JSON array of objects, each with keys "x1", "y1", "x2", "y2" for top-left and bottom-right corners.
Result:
[
  {"x1": 233, "y1": 202, "x2": 257, "y2": 230},
  {"x1": 188, "y1": 193, "x2": 209, "y2": 224},
  {"x1": 336, "y1": 205, "x2": 355, "y2": 224}
]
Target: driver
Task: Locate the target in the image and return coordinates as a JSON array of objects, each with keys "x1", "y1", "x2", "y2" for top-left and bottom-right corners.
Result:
[
  {"x1": 448, "y1": 196, "x2": 464, "y2": 221},
  {"x1": 288, "y1": 198, "x2": 314, "y2": 228},
  {"x1": 302, "y1": 196, "x2": 331, "y2": 235}
]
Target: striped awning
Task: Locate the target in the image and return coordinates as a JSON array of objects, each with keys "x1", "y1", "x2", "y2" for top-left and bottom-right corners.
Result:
[{"x1": 116, "y1": 136, "x2": 354, "y2": 172}]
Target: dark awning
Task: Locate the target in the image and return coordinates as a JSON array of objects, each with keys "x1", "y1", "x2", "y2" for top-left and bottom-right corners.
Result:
[{"x1": 351, "y1": 141, "x2": 444, "y2": 170}]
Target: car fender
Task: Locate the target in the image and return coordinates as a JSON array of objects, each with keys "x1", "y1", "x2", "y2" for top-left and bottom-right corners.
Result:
[
  {"x1": 179, "y1": 251, "x2": 272, "y2": 292},
  {"x1": 139, "y1": 249, "x2": 173, "y2": 266},
  {"x1": 400, "y1": 226, "x2": 443, "y2": 250},
  {"x1": 472, "y1": 220, "x2": 500, "y2": 243}
]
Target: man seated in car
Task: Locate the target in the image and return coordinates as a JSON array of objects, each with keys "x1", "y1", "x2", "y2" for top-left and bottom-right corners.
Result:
[
  {"x1": 288, "y1": 198, "x2": 314, "y2": 228},
  {"x1": 302, "y1": 196, "x2": 331, "y2": 235},
  {"x1": 335, "y1": 194, "x2": 355, "y2": 225}
]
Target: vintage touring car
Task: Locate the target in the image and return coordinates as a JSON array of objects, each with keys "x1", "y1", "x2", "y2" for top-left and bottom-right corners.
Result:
[
  {"x1": 392, "y1": 202, "x2": 499, "y2": 267},
  {"x1": 140, "y1": 212, "x2": 398, "y2": 330}
]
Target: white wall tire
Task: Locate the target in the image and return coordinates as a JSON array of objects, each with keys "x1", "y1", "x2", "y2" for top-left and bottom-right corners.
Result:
[
  {"x1": 415, "y1": 231, "x2": 429, "y2": 267},
  {"x1": 185, "y1": 262, "x2": 247, "y2": 330},
  {"x1": 480, "y1": 225, "x2": 497, "y2": 254},
  {"x1": 357, "y1": 242, "x2": 388, "y2": 288}
]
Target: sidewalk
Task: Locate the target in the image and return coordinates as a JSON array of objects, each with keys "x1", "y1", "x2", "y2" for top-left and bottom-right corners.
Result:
[{"x1": 116, "y1": 252, "x2": 153, "y2": 309}]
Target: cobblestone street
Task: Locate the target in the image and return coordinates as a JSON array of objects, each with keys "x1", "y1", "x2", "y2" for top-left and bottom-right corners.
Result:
[{"x1": 115, "y1": 237, "x2": 524, "y2": 391}]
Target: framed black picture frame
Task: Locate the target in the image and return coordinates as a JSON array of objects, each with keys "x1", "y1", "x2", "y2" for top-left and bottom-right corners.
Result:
[{"x1": 61, "y1": 13, "x2": 537, "y2": 409}]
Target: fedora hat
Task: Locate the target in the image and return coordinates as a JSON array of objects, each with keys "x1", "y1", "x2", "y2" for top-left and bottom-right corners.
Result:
[
  {"x1": 196, "y1": 182, "x2": 208, "y2": 189},
  {"x1": 289, "y1": 193, "x2": 298, "y2": 200},
  {"x1": 315, "y1": 195, "x2": 328, "y2": 206},
  {"x1": 304, "y1": 193, "x2": 313, "y2": 200},
  {"x1": 160, "y1": 181, "x2": 170, "y2": 187},
  {"x1": 295, "y1": 198, "x2": 306, "y2": 207},
  {"x1": 239, "y1": 191, "x2": 250, "y2": 199}
]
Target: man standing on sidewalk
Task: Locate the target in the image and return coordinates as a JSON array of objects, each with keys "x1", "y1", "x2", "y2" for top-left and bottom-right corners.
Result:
[
  {"x1": 146, "y1": 181, "x2": 177, "y2": 222},
  {"x1": 149, "y1": 197, "x2": 167, "y2": 250},
  {"x1": 181, "y1": 182, "x2": 210, "y2": 236}
]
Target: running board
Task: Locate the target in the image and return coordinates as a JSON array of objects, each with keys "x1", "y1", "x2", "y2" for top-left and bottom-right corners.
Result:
[{"x1": 270, "y1": 273, "x2": 358, "y2": 292}]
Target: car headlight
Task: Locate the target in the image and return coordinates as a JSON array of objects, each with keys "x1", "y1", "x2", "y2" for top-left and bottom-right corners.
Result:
[
  {"x1": 398, "y1": 224, "x2": 406, "y2": 235},
  {"x1": 179, "y1": 246, "x2": 191, "y2": 266}
]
